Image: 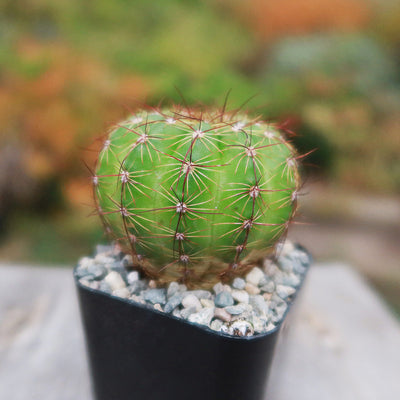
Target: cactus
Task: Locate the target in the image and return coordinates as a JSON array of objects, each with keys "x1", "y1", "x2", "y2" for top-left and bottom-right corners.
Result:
[{"x1": 92, "y1": 106, "x2": 300, "y2": 288}]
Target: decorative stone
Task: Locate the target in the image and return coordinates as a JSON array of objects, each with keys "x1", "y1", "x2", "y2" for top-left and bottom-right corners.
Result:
[
  {"x1": 215, "y1": 291, "x2": 234, "y2": 308},
  {"x1": 178, "y1": 284, "x2": 187, "y2": 293},
  {"x1": 94, "y1": 254, "x2": 115, "y2": 266},
  {"x1": 210, "y1": 319, "x2": 223, "y2": 331},
  {"x1": 260, "y1": 281, "x2": 275, "y2": 293},
  {"x1": 113, "y1": 287, "x2": 130, "y2": 298},
  {"x1": 188, "y1": 307, "x2": 215, "y2": 326},
  {"x1": 99, "y1": 281, "x2": 112, "y2": 294},
  {"x1": 232, "y1": 277, "x2": 246, "y2": 290},
  {"x1": 278, "y1": 256, "x2": 294, "y2": 273},
  {"x1": 105, "y1": 271, "x2": 126, "y2": 291},
  {"x1": 245, "y1": 283, "x2": 260, "y2": 295},
  {"x1": 127, "y1": 271, "x2": 139, "y2": 285},
  {"x1": 251, "y1": 316, "x2": 268, "y2": 333},
  {"x1": 214, "y1": 308, "x2": 232, "y2": 322},
  {"x1": 128, "y1": 280, "x2": 146, "y2": 295},
  {"x1": 250, "y1": 295, "x2": 269, "y2": 316},
  {"x1": 231, "y1": 290, "x2": 249, "y2": 304},
  {"x1": 189, "y1": 290, "x2": 212, "y2": 300},
  {"x1": 263, "y1": 261, "x2": 279, "y2": 277},
  {"x1": 164, "y1": 293, "x2": 183, "y2": 313},
  {"x1": 167, "y1": 282, "x2": 180, "y2": 298},
  {"x1": 144, "y1": 288, "x2": 167, "y2": 305},
  {"x1": 213, "y1": 282, "x2": 225, "y2": 295},
  {"x1": 276, "y1": 285, "x2": 296, "y2": 299},
  {"x1": 281, "y1": 273, "x2": 301, "y2": 287},
  {"x1": 246, "y1": 267, "x2": 264, "y2": 286},
  {"x1": 182, "y1": 294, "x2": 202, "y2": 311},
  {"x1": 225, "y1": 304, "x2": 247, "y2": 315},
  {"x1": 200, "y1": 298, "x2": 214, "y2": 308},
  {"x1": 180, "y1": 306, "x2": 197, "y2": 319}
]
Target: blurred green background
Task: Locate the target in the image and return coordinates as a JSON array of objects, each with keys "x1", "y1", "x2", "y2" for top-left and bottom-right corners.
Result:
[{"x1": 0, "y1": 0, "x2": 399, "y2": 312}]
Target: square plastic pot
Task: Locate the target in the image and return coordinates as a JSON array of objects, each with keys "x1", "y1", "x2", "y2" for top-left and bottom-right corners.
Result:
[{"x1": 75, "y1": 253, "x2": 310, "y2": 400}]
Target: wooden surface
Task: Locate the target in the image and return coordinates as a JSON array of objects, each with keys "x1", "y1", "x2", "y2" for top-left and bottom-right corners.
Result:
[{"x1": 0, "y1": 263, "x2": 399, "y2": 400}]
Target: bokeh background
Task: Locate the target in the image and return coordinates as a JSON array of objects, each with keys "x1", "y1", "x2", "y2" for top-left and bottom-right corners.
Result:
[{"x1": 1, "y1": 0, "x2": 399, "y2": 313}]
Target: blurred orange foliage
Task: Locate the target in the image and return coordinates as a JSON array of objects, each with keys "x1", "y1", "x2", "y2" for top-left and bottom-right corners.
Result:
[
  {"x1": 220, "y1": 0, "x2": 372, "y2": 40},
  {"x1": 1, "y1": 39, "x2": 152, "y2": 207}
]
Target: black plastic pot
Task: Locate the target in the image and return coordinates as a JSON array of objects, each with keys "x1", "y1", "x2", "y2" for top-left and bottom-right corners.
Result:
[{"x1": 75, "y1": 254, "x2": 310, "y2": 400}]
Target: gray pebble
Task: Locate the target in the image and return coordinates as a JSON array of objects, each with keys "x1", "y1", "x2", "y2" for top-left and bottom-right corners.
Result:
[
  {"x1": 250, "y1": 295, "x2": 269, "y2": 317},
  {"x1": 260, "y1": 281, "x2": 275, "y2": 293},
  {"x1": 144, "y1": 288, "x2": 167, "y2": 305},
  {"x1": 88, "y1": 264, "x2": 108, "y2": 280},
  {"x1": 232, "y1": 277, "x2": 246, "y2": 290},
  {"x1": 181, "y1": 306, "x2": 197, "y2": 319},
  {"x1": 215, "y1": 291, "x2": 234, "y2": 307},
  {"x1": 75, "y1": 267, "x2": 95, "y2": 280},
  {"x1": 128, "y1": 280, "x2": 146, "y2": 295},
  {"x1": 167, "y1": 281, "x2": 180, "y2": 298},
  {"x1": 188, "y1": 307, "x2": 214, "y2": 326},
  {"x1": 164, "y1": 293, "x2": 183, "y2": 313},
  {"x1": 225, "y1": 304, "x2": 247, "y2": 315},
  {"x1": 99, "y1": 281, "x2": 112, "y2": 294},
  {"x1": 281, "y1": 273, "x2": 301, "y2": 287},
  {"x1": 188, "y1": 290, "x2": 212, "y2": 300},
  {"x1": 278, "y1": 256, "x2": 294, "y2": 273}
]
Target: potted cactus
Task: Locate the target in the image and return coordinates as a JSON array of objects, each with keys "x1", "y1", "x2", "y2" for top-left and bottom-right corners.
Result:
[{"x1": 74, "y1": 105, "x2": 311, "y2": 400}]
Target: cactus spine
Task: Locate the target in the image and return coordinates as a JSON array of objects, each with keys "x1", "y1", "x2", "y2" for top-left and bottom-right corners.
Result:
[{"x1": 93, "y1": 107, "x2": 300, "y2": 288}]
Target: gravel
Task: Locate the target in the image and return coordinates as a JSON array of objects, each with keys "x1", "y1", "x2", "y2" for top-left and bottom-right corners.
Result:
[{"x1": 76, "y1": 240, "x2": 311, "y2": 337}]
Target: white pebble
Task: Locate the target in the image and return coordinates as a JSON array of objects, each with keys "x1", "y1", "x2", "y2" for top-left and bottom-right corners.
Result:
[
  {"x1": 127, "y1": 271, "x2": 139, "y2": 284},
  {"x1": 276, "y1": 285, "x2": 296, "y2": 299},
  {"x1": 200, "y1": 298, "x2": 214, "y2": 308},
  {"x1": 245, "y1": 283, "x2": 260, "y2": 295},
  {"x1": 246, "y1": 267, "x2": 264, "y2": 286},
  {"x1": 231, "y1": 290, "x2": 249, "y2": 304},
  {"x1": 113, "y1": 287, "x2": 130, "y2": 298},
  {"x1": 105, "y1": 271, "x2": 126, "y2": 291},
  {"x1": 182, "y1": 294, "x2": 202, "y2": 312}
]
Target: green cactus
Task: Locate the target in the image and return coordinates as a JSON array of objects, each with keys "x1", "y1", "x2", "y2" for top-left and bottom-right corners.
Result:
[{"x1": 93, "y1": 106, "x2": 300, "y2": 288}]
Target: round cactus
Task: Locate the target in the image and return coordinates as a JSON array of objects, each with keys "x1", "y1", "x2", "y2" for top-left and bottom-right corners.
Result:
[{"x1": 93, "y1": 106, "x2": 300, "y2": 288}]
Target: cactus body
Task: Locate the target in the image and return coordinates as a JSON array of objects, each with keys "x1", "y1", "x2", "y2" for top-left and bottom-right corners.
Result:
[{"x1": 94, "y1": 108, "x2": 300, "y2": 288}]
